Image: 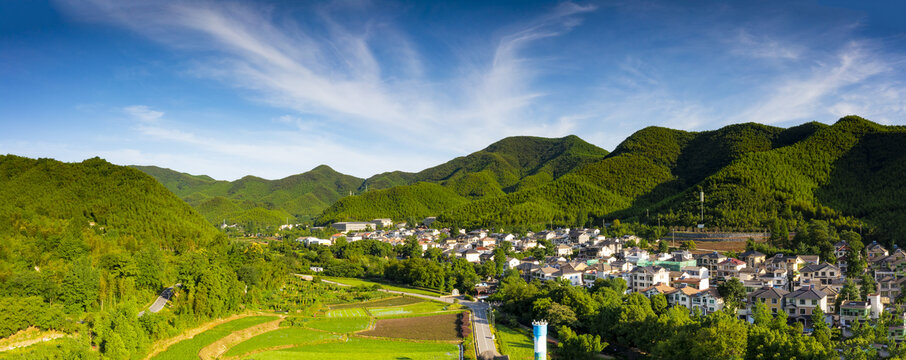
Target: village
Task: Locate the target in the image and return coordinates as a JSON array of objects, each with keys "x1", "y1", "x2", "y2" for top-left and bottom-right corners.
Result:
[{"x1": 291, "y1": 219, "x2": 906, "y2": 343}]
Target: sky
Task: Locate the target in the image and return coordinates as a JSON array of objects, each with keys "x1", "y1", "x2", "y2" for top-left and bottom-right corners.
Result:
[{"x1": 1, "y1": 1, "x2": 905, "y2": 180}]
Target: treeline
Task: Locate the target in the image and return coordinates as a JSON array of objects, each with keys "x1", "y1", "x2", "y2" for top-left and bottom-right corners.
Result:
[{"x1": 491, "y1": 271, "x2": 903, "y2": 359}]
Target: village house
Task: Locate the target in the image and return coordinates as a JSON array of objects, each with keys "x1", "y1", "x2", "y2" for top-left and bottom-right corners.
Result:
[
  {"x1": 798, "y1": 263, "x2": 840, "y2": 286},
  {"x1": 784, "y1": 287, "x2": 829, "y2": 320},
  {"x1": 691, "y1": 288, "x2": 724, "y2": 315},
  {"x1": 463, "y1": 249, "x2": 481, "y2": 263},
  {"x1": 740, "y1": 250, "x2": 767, "y2": 268},
  {"x1": 749, "y1": 287, "x2": 789, "y2": 315},
  {"x1": 697, "y1": 252, "x2": 727, "y2": 272},
  {"x1": 840, "y1": 293, "x2": 883, "y2": 327},
  {"x1": 630, "y1": 266, "x2": 670, "y2": 293},
  {"x1": 716, "y1": 258, "x2": 747, "y2": 279},
  {"x1": 556, "y1": 244, "x2": 573, "y2": 257},
  {"x1": 867, "y1": 242, "x2": 889, "y2": 261}
]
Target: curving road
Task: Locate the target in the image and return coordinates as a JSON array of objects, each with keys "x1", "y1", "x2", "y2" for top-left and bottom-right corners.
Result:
[
  {"x1": 312, "y1": 276, "x2": 499, "y2": 358},
  {"x1": 139, "y1": 286, "x2": 175, "y2": 317}
]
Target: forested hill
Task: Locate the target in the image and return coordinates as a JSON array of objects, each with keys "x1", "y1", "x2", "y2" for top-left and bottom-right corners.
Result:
[
  {"x1": 1, "y1": 156, "x2": 219, "y2": 252},
  {"x1": 132, "y1": 164, "x2": 365, "y2": 228},
  {"x1": 321, "y1": 116, "x2": 906, "y2": 245},
  {"x1": 136, "y1": 135, "x2": 609, "y2": 229},
  {"x1": 317, "y1": 135, "x2": 610, "y2": 224}
]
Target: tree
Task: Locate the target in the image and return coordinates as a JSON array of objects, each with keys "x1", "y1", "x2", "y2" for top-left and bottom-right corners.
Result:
[
  {"x1": 658, "y1": 240, "x2": 670, "y2": 254},
  {"x1": 718, "y1": 278, "x2": 746, "y2": 311},
  {"x1": 681, "y1": 240, "x2": 696, "y2": 251},
  {"x1": 591, "y1": 277, "x2": 627, "y2": 295},
  {"x1": 860, "y1": 273, "x2": 877, "y2": 300},
  {"x1": 651, "y1": 294, "x2": 668, "y2": 315},
  {"x1": 557, "y1": 325, "x2": 606, "y2": 360}
]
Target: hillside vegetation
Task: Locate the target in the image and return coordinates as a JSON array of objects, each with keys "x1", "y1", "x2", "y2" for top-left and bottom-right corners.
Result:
[
  {"x1": 138, "y1": 135, "x2": 609, "y2": 228},
  {"x1": 0, "y1": 156, "x2": 293, "y2": 359},
  {"x1": 432, "y1": 116, "x2": 906, "y2": 245},
  {"x1": 317, "y1": 135, "x2": 610, "y2": 223},
  {"x1": 133, "y1": 164, "x2": 365, "y2": 230}
]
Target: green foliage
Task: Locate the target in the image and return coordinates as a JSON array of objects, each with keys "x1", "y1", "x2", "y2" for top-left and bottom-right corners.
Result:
[
  {"x1": 556, "y1": 325, "x2": 606, "y2": 360},
  {"x1": 318, "y1": 136, "x2": 608, "y2": 224}
]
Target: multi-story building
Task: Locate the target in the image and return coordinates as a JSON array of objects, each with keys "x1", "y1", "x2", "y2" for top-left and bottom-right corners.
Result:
[
  {"x1": 784, "y1": 287, "x2": 828, "y2": 319},
  {"x1": 749, "y1": 287, "x2": 789, "y2": 315},
  {"x1": 630, "y1": 266, "x2": 670, "y2": 293}
]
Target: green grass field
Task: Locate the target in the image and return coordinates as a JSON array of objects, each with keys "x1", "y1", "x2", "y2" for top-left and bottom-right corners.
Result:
[
  {"x1": 304, "y1": 317, "x2": 371, "y2": 333},
  {"x1": 223, "y1": 327, "x2": 341, "y2": 357},
  {"x1": 495, "y1": 324, "x2": 537, "y2": 360},
  {"x1": 152, "y1": 316, "x2": 277, "y2": 360},
  {"x1": 368, "y1": 301, "x2": 452, "y2": 318},
  {"x1": 325, "y1": 308, "x2": 369, "y2": 318},
  {"x1": 245, "y1": 337, "x2": 459, "y2": 360},
  {"x1": 322, "y1": 277, "x2": 447, "y2": 297}
]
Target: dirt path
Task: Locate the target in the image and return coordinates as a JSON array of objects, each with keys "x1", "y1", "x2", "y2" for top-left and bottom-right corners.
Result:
[
  {"x1": 0, "y1": 330, "x2": 68, "y2": 352},
  {"x1": 198, "y1": 316, "x2": 284, "y2": 360},
  {"x1": 142, "y1": 311, "x2": 260, "y2": 360}
]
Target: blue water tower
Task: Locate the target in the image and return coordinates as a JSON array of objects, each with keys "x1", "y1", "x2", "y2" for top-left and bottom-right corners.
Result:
[{"x1": 532, "y1": 320, "x2": 548, "y2": 360}]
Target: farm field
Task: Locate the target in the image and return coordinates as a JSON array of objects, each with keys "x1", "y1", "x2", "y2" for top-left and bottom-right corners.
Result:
[
  {"x1": 144, "y1": 291, "x2": 463, "y2": 359},
  {"x1": 322, "y1": 277, "x2": 447, "y2": 297},
  {"x1": 329, "y1": 296, "x2": 423, "y2": 309},
  {"x1": 495, "y1": 324, "x2": 536, "y2": 360},
  {"x1": 152, "y1": 316, "x2": 277, "y2": 360},
  {"x1": 304, "y1": 317, "x2": 371, "y2": 333},
  {"x1": 367, "y1": 301, "x2": 453, "y2": 318},
  {"x1": 360, "y1": 313, "x2": 461, "y2": 341},
  {"x1": 325, "y1": 308, "x2": 369, "y2": 318},
  {"x1": 223, "y1": 328, "x2": 340, "y2": 357},
  {"x1": 245, "y1": 337, "x2": 459, "y2": 360}
]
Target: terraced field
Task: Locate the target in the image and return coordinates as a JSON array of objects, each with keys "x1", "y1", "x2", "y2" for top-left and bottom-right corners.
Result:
[
  {"x1": 325, "y1": 308, "x2": 369, "y2": 318},
  {"x1": 367, "y1": 301, "x2": 452, "y2": 318},
  {"x1": 304, "y1": 317, "x2": 371, "y2": 333},
  {"x1": 148, "y1": 296, "x2": 463, "y2": 359},
  {"x1": 223, "y1": 328, "x2": 340, "y2": 357},
  {"x1": 152, "y1": 316, "x2": 277, "y2": 360},
  {"x1": 245, "y1": 338, "x2": 459, "y2": 360}
]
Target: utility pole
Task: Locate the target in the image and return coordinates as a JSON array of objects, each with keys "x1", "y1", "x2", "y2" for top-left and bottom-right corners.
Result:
[{"x1": 700, "y1": 191, "x2": 704, "y2": 223}]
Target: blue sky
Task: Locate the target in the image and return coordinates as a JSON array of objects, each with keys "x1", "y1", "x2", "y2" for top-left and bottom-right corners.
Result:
[{"x1": 1, "y1": 1, "x2": 905, "y2": 180}]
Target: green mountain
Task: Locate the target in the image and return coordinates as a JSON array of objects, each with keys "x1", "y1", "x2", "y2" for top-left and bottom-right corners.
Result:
[
  {"x1": 1, "y1": 156, "x2": 219, "y2": 253},
  {"x1": 132, "y1": 164, "x2": 365, "y2": 228},
  {"x1": 431, "y1": 116, "x2": 906, "y2": 244},
  {"x1": 317, "y1": 135, "x2": 610, "y2": 223}
]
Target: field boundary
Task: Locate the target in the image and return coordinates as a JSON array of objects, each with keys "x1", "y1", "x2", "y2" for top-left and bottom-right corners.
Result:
[{"x1": 197, "y1": 316, "x2": 284, "y2": 360}]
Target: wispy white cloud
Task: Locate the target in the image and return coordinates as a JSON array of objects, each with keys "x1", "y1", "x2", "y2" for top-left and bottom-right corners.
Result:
[
  {"x1": 729, "y1": 29, "x2": 802, "y2": 60},
  {"x1": 732, "y1": 42, "x2": 892, "y2": 125},
  {"x1": 55, "y1": 0, "x2": 596, "y2": 177},
  {"x1": 123, "y1": 105, "x2": 163, "y2": 123}
]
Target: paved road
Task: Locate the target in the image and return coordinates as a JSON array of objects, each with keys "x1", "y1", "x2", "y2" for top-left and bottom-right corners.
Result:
[
  {"x1": 139, "y1": 286, "x2": 175, "y2": 317},
  {"x1": 313, "y1": 276, "x2": 499, "y2": 357}
]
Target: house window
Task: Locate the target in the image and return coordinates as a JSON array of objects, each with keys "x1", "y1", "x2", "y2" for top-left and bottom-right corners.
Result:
[
  {"x1": 800, "y1": 300, "x2": 805, "y2": 305},
  {"x1": 771, "y1": 299, "x2": 777, "y2": 304},
  {"x1": 800, "y1": 309, "x2": 805, "y2": 315},
  {"x1": 812, "y1": 300, "x2": 817, "y2": 306}
]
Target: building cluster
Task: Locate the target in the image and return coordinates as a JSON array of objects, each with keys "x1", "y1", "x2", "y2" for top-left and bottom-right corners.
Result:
[{"x1": 300, "y1": 222, "x2": 906, "y2": 340}]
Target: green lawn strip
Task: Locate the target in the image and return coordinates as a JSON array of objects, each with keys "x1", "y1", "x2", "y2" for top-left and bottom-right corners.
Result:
[
  {"x1": 152, "y1": 316, "x2": 277, "y2": 360},
  {"x1": 223, "y1": 327, "x2": 341, "y2": 357},
  {"x1": 322, "y1": 277, "x2": 447, "y2": 297},
  {"x1": 247, "y1": 337, "x2": 459, "y2": 360},
  {"x1": 494, "y1": 324, "x2": 536, "y2": 360},
  {"x1": 304, "y1": 317, "x2": 371, "y2": 333}
]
